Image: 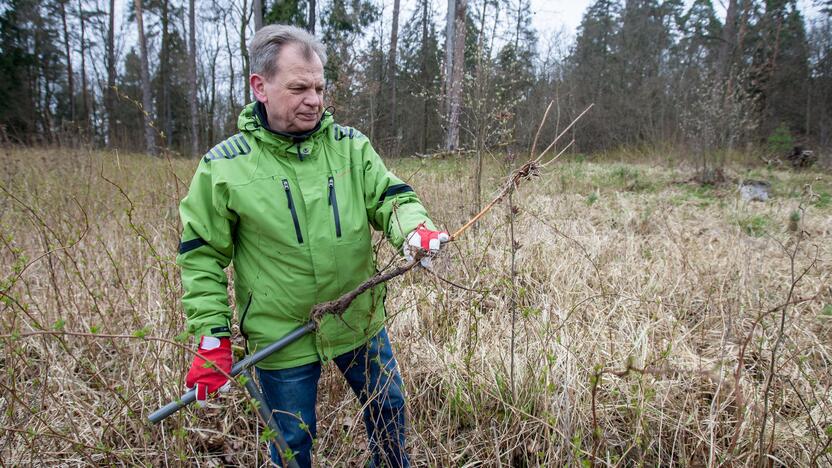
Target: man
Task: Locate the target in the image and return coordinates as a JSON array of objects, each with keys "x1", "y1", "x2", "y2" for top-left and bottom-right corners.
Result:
[{"x1": 177, "y1": 24, "x2": 448, "y2": 467}]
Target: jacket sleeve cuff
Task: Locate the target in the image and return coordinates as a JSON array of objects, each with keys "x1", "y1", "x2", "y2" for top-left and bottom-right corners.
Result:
[{"x1": 188, "y1": 320, "x2": 232, "y2": 338}]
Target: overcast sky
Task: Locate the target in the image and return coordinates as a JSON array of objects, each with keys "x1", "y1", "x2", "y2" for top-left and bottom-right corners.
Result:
[
  {"x1": 527, "y1": 0, "x2": 826, "y2": 40},
  {"x1": 529, "y1": 0, "x2": 588, "y2": 36}
]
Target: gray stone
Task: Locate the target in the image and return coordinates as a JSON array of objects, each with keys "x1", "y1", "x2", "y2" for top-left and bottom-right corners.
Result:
[{"x1": 740, "y1": 180, "x2": 771, "y2": 202}]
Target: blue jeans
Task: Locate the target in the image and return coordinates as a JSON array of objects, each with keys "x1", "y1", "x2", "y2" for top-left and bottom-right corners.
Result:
[{"x1": 257, "y1": 327, "x2": 409, "y2": 468}]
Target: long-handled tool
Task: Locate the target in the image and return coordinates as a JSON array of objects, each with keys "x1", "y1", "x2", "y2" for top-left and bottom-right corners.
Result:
[
  {"x1": 148, "y1": 254, "x2": 429, "y2": 468},
  {"x1": 149, "y1": 322, "x2": 315, "y2": 468},
  {"x1": 148, "y1": 322, "x2": 315, "y2": 423}
]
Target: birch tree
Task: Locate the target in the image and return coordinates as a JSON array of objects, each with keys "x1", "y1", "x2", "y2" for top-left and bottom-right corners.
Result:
[
  {"x1": 134, "y1": 0, "x2": 157, "y2": 154},
  {"x1": 189, "y1": 0, "x2": 199, "y2": 154},
  {"x1": 444, "y1": 0, "x2": 466, "y2": 150}
]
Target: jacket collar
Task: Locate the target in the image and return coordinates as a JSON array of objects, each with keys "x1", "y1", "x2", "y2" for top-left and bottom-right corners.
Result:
[
  {"x1": 238, "y1": 102, "x2": 333, "y2": 159},
  {"x1": 252, "y1": 101, "x2": 322, "y2": 142}
]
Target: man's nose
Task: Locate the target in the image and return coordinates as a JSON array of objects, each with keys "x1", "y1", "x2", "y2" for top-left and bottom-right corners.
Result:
[{"x1": 302, "y1": 90, "x2": 322, "y2": 107}]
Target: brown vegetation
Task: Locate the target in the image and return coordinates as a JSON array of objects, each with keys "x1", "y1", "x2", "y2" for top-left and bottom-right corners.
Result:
[{"x1": 1, "y1": 147, "x2": 831, "y2": 465}]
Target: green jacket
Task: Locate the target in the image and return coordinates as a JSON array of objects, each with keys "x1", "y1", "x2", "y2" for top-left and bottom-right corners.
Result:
[{"x1": 177, "y1": 102, "x2": 436, "y2": 369}]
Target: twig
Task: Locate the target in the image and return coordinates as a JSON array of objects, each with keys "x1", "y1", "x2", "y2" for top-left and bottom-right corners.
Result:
[
  {"x1": 533, "y1": 104, "x2": 593, "y2": 163},
  {"x1": 784, "y1": 378, "x2": 832, "y2": 466},
  {"x1": 508, "y1": 155, "x2": 518, "y2": 401},
  {"x1": 589, "y1": 360, "x2": 718, "y2": 466},
  {"x1": 450, "y1": 160, "x2": 542, "y2": 241},
  {"x1": 424, "y1": 268, "x2": 489, "y2": 294},
  {"x1": 530, "y1": 101, "x2": 554, "y2": 160},
  {"x1": 451, "y1": 104, "x2": 592, "y2": 242},
  {"x1": 540, "y1": 139, "x2": 575, "y2": 168},
  {"x1": 757, "y1": 220, "x2": 817, "y2": 465}
]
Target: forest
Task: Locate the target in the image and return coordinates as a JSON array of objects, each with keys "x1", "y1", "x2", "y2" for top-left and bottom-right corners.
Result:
[
  {"x1": 2, "y1": 0, "x2": 832, "y2": 466},
  {"x1": 1, "y1": 0, "x2": 831, "y2": 160}
]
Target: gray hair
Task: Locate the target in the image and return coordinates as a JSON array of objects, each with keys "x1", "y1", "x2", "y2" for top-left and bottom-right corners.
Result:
[{"x1": 249, "y1": 25, "x2": 327, "y2": 79}]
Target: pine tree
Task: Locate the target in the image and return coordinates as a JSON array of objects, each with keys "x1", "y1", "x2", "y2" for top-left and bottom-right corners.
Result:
[
  {"x1": 397, "y1": 0, "x2": 442, "y2": 152},
  {"x1": 265, "y1": 0, "x2": 308, "y2": 26},
  {"x1": 749, "y1": 0, "x2": 810, "y2": 138},
  {"x1": 0, "y1": 0, "x2": 64, "y2": 142},
  {"x1": 319, "y1": 0, "x2": 378, "y2": 111},
  {"x1": 493, "y1": 0, "x2": 538, "y2": 148},
  {"x1": 808, "y1": 17, "x2": 832, "y2": 144},
  {"x1": 676, "y1": 0, "x2": 721, "y2": 72},
  {"x1": 569, "y1": 0, "x2": 623, "y2": 149},
  {"x1": 110, "y1": 48, "x2": 148, "y2": 149}
]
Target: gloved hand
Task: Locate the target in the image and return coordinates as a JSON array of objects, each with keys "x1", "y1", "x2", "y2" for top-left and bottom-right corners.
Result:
[
  {"x1": 403, "y1": 223, "x2": 450, "y2": 268},
  {"x1": 185, "y1": 336, "x2": 232, "y2": 407}
]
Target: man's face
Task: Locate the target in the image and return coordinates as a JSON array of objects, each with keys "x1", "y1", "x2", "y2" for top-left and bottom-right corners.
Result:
[{"x1": 251, "y1": 43, "x2": 325, "y2": 133}]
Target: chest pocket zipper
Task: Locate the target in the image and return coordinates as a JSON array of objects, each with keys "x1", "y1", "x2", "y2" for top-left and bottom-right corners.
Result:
[
  {"x1": 328, "y1": 176, "x2": 342, "y2": 238},
  {"x1": 239, "y1": 292, "x2": 253, "y2": 350},
  {"x1": 282, "y1": 179, "x2": 304, "y2": 244}
]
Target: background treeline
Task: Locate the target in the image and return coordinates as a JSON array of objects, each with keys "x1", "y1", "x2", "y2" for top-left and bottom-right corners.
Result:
[{"x1": 1, "y1": 0, "x2": 831, "y2": 158}]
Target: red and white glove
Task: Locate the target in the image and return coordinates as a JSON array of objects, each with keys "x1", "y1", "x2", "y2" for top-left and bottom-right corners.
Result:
[
  {"x1": 185, "y1": 336, "x2": 232, "y2": 407},
  {"x1": 403, "y1": 223, "x2": 450, "y2": 268}
]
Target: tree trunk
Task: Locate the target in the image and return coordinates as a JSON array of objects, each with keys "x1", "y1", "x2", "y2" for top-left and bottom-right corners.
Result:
[
  {"x1": 473, "y1": 0, "x2": 489, "y2": 213},
  {"x1": 308, "y1": 0, "x2": 316, "y2": 33},
  {"x1": 420, "y1": 0, "x2": 429, "y2": 152},
  {"x1": 106, "y1": 0, "x2": 116, "y2": 146},
  {"x1": 208, "y1": 46, "x2": 219, "y2": 145},
  {"x1": 253, "y1": 0, "x2": 262, "y2": 31},
  {"x1": 387, "y1": 0, "x2": 400, "y2": 152},
  {"x1": 189, "y1": 0, "x2": 199, "y2": 155},
  {"x1": 59, "y1": 0, "x2": 75, "y2": 124},
  {"x1": 444, "y1": 0, "x2": 455, "y2": 118},
  {"x1": 718, "y1": 0, "x2": 737, "y2": 82},
  {"x1": 223, "y1": 20, "x2": 236, "y2": 121},
  {"x1": 240, "y1": 0, "x2": 251, "y2": 105},
  {"x1": 78, "y1": 0, "x2": 90, "y2": 133},
  {"x1": 134, "y1": 0, "x2": 157, "y2": 155},
  {"x1": 444, "y1": 0, "x2": 466, "y2": 151},
  {"x1": 161, "y1": 0, "x2": 172, "y2": 145}
]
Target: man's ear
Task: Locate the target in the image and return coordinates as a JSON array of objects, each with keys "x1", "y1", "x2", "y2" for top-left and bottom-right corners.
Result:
[{"x1": 250, "y1": 74, "x2": 267, "y2": 103}]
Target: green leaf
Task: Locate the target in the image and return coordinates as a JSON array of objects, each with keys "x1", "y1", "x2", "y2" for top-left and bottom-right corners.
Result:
[
  {"x1": 247, "y1": 398, "x2": 261, "y2": 412},
  {"x1": 282, "y1": 447, "x2": 297, "y2": 461},
  {"x1": 52, "y1": 319, "x2": 66, "y2": 331},
  {"x1": 132, "y1": 326, "x2": 151, "y2": 338},
  {"x1": 259, "y1": 427, "x2": 278, "y2": 443}
]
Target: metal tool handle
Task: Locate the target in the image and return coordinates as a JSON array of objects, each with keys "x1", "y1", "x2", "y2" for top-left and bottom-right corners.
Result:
[{"x1": 148, "y1": 321, "x2": 316, "y2": 424}]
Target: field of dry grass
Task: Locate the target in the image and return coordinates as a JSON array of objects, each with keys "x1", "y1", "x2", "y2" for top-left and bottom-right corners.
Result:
[{"x1": 1, "y1": 147, "x2": 831, "y2": 466}]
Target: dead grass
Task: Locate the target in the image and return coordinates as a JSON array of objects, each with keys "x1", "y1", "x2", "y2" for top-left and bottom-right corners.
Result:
[{"x1": 1, "y1": 147, "x2": 831, "y2": 466}]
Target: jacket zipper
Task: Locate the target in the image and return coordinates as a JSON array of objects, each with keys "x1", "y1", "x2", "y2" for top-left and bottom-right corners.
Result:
[
  {"x1": 282, "y1": 179, "x2": 304, "y2": 244},
  {"x1": 239, "y1": 292, "x2": 253, "y2": 342},
  {"x1": 328, "y1": 176, "x2": 342, "y2": 238}
]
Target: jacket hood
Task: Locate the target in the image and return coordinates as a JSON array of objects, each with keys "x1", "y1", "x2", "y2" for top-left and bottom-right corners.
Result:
[{"x1": 238, "y1": 101, "x2": 334, "y2": 149}]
